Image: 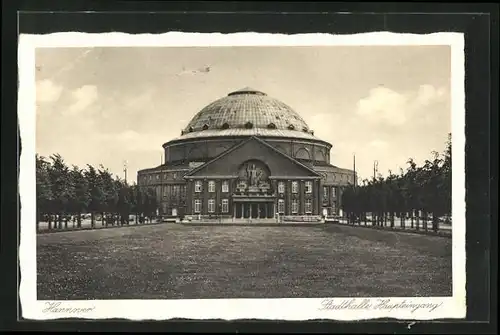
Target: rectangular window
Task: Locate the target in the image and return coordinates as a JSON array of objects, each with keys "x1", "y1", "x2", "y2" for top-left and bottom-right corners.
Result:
[
  {"x1": 278, "y1": 199, "x2": 285, "y2": 214},
  {"x1": 331, "y1": 186, "x2": 337, "y2": 197},
  {"x1": 222, "y1": 199, "x2": 229, "y2": 213},
  {"x1": 278, "y1": 182, "x2": 285, "y2": 194},
  {"x1": 292, "y1": 181, "x2": 298, "y2": 193},
  {"x1": 208, "y1": 199, "x2": 215, "y2": 213},
  {"x1": 323, "y1": 186, "x2": 328, "y2": 198},
  {"x1": 195, "y1": 181, "x2": 202, "y2": 193},
  {"x1": 305, "y1": 181, "x2": 313, "y2": 193},
  {"x1": 222, "y1": 181, "x2": 229, "y2": 193},
  {"x1": 292, "y1": 199, "x2": 299, "y2": 214},
  {"x1": 208, "y1": 180, "x2": 215, "y2": 193},
  {"x1": 305, "y1": 199, "x2": 312, "y2": 213},
  {"x1": 194, "y1": 199, "x2": 201, "y2": 213}
]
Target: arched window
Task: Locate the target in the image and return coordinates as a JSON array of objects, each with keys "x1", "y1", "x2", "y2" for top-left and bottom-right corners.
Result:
[
  {"x1": 202, "y1": 124, "x2": 209, "y2": 130},
  {"x1": 288, "y1": 124, "x2": 295, "y2": 130},
  {"x1": 245, "y1": 122, "x2": 253, "y2": 129},
  {"x1": 267, "y1": 123, "x2": 277, "y2": 129},
  {"x1": 221, "y1": 122, "x2": 230, "y2": 129}
]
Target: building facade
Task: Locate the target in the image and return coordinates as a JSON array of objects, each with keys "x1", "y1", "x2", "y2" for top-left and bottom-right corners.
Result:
[{"x1": 137, "y1": 87, "x2": 356, "y2": 222}]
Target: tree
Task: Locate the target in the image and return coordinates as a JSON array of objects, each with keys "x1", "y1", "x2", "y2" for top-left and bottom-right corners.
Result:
[
  {"x1": 116, "y1": 179, "x2": 133, "y2": 225},
  {"x1": 98, "y1": 166, "x2": 118, "y2": 226},
  {"x1": 69, "y1": 165, "x2": 90, "y2": 228},
  {"x1": 143, "y1": 187, "x2": 159, "y2": 222},
  {"x1": 48, "y1": 154, "x2": 74, "y2": 229},
  {"x1": 84, "y1": 165, "x2": 104, "y2": 228},
  {"x1": 132, "y1": 185, "x2": 144, "y2": 224},
  {"x1": 36, "y1": 155, "x2": 54, "y2": 230},
  {"x1": 339, "y1": 133, "x2": 451, "y2": 234}
]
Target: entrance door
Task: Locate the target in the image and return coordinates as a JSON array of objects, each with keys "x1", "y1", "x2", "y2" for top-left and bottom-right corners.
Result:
[
  {"x1": 251, "y1": 204, "x2": 258, "y2": 219},
  {"x1": 236, "y1": 204, "x2": 242, "y2": 219}
]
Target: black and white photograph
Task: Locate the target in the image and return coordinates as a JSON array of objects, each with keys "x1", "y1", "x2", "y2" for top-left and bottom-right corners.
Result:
[{"x1": 18, "y1": 32, "x2": 466, "y2": 321}]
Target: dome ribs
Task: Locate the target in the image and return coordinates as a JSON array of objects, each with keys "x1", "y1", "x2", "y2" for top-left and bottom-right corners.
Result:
[{"x1": 182, "y1": 88, "x2": 311, "y2": 135}]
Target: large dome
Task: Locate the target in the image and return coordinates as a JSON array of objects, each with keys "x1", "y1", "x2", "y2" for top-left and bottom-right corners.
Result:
[{"x1": 183, "y1": 87, "x2": 312, "y2": 134}]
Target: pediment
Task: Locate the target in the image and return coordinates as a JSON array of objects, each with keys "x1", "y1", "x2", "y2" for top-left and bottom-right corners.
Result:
[{"x1": 185, "y1": 136, "x2": 320, "y2": 178}]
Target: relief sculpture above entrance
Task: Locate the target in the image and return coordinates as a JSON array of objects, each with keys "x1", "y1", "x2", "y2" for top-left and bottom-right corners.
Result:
[{"x1": 236, "y1": 160, "x2": 272, "y2": 194}]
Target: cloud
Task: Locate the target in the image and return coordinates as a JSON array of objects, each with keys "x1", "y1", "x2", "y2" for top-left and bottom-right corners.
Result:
[
  {"x1": 356, "y1": 84, "x2": 447, "y2": 126},
  {"x1": 368, "y1": 139, "x2": 389, "y2": 149},
  {"x1": 36, "y1": 79, "x2": 63, "y2": 103},
  {"x1": 416, "y1": 84, "x2": 447, "y2": 106},
  {"x1": 63, "y1": 85, "x2": 98, "y2": 116},
  {"x1": 96, "y1": 130, "x2": 166, "y2": 152}
]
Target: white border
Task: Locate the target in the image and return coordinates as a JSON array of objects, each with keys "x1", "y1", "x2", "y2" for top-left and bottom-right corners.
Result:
[{"x1": 19, "y1": 32, "x2": 466, "y2": 321}]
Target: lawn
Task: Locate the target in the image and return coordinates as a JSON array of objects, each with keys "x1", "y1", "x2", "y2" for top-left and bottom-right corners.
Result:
[{"x1": 37, "y1": 223, "x2": 452, "y2": 300}]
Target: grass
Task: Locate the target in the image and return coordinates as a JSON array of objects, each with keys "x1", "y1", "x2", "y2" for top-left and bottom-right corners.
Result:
[{"x1": 37, "y1": 223, "x2": 452, "y2": 300}]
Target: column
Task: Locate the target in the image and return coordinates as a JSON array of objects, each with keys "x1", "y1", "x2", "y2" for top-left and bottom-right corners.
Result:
[
  {"x1": 241, "y1": 203, "x2": 244, "y2": 219},
  {"x1": 249, "y1": 204, "x2": 252, "y2": 219},
  {"x1": 264, "y1": 204, "x2": 267, "y2": 219},
  {"x1": 233, "y1": 203, "x2": 236, "y2": 219}
]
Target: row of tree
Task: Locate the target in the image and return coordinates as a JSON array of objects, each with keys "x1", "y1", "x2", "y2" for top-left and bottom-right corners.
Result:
[
  {"x1": 36, "y1": 154, "x2": 159, "y2": 230},
  {"x1": 341, "y1": 134, "x2": 451, "y2": 232}
]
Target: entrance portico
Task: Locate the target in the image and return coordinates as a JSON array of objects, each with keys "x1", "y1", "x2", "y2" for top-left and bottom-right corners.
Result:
[{"x1": 233, "y1": 196, "x2": 275, "y2": 219}]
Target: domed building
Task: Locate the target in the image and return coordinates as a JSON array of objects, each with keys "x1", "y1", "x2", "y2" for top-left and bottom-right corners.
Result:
[{"x1": 137, "y1": 87, "x2": 356, "y2": 222}]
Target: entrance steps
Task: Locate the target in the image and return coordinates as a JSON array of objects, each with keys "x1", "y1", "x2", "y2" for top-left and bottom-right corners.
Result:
[
  {"x1": 189, "y1": 218, "x2": 278, "y2": 224},
  {"x1": 181, "y1": 217, "x2": 324, "y2": 226}
]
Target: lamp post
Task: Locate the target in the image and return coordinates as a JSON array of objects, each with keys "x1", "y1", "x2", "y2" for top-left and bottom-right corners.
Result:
[{"x1": 373, "y1": 160, "x2": 379, "y2": 180}]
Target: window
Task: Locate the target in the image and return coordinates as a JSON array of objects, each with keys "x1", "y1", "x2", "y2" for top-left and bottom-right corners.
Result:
[
  {"x1": 278, "y1": 182, "x2": 285, "y2": 194},
  {"x1": 323, "y1": 186, "x2": 328, "y2": 198},
  {"x1": 305, "y1": 181, "x2": 313, "y2": 193},
  {"x1": 222, "y1": 181, "x2": 229, "y2": 193},
  {"x1": 173, "y1": 185, "x2": 179, "y2": 196},
  {"x1": 195, "y1": 181, "x2": 202, "y2": 193},
  {"x1": 208, "y1": 199, "x2": 215, "y2": 213},
  {"x1": 278, "y1": 199, "x2": 285, "y2": 214},
  {"x1": 292, "y1": 181, "x2": 298, "y2": 193},
  {"x1": 208, "y1": 180, "x2": 215, "y2": 193},
  {"x1": 156, "y1": 175, "x2": 160, "y2": 180},
  {"x1": 292, "y1": 199, "x2": 299, "y2": 214},
  {"x1": 331, "y1": 187, "x2": 337, "y2": 197},
  {"x1": 164, "y1": 173, "x2": 168, "y2": 179},
  {"x1": 222, "y1": 199, "x2": 229, "y2": 213},
  {"x1": 173, "y1": 172, "x2": 177, "y2": 179},
  {"x1": 194, "y1": 199, "x2": 201, "y2": 213},
  {"x1": 305, "y1": 199, "x2": 312, "y2": 214}
]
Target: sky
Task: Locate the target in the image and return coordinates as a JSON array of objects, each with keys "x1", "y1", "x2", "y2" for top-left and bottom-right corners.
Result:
[{"x1": 35, "y1": 45, "x2": 451, "y2": 182}]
